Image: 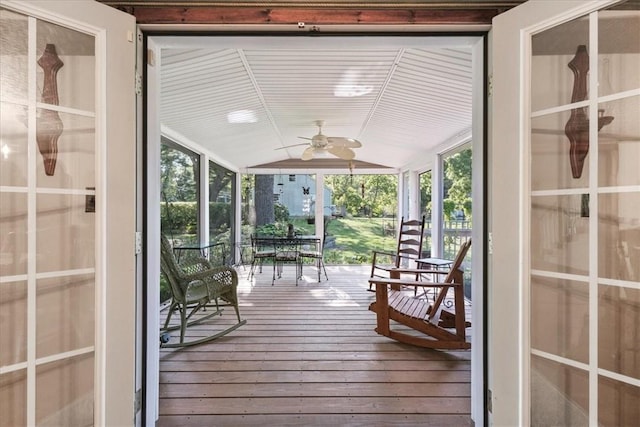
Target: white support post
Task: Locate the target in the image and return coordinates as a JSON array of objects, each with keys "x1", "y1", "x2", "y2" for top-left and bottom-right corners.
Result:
[
  {"x1": 315, "y1": 172, "x2": 324, "y2": 238},
  {"x1": 408, "y1": 170, "x2": 420, "y2": 220},
  {"x1": 200, "y1": 156, "x2": 209, "y2": 245},
  {"x1": 234, "y1": 172, "x2": 243, "y2": 264},
  {"x1": 432, "y1": 153, "x2": 444, "y2": 258}
]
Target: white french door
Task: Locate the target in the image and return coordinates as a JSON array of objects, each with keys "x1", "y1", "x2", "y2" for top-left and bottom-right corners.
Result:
[
  {"x1": 0, "y1": 1, "x2": 136, "y2": 425},
  {"x1": 491, "y1": 0, "x2": 639, "y2": 425}
]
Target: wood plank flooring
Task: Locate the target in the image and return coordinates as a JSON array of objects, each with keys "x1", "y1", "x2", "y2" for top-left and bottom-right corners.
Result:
[{"x1": 157, "y1": 265, "x2": 472, "y2": 426}]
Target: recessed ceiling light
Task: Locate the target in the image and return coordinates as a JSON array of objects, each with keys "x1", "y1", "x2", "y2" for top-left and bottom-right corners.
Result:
[
  {"x1": 334, "y1": 84, "x2": 373, "y2": 98},
  {"x1": 227, "y1": 110, "x2": 258, "y2": 123}
]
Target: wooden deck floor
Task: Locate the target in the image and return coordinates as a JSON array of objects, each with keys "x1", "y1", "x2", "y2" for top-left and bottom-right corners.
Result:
[{"x1": 157, "y1": 265, "x2": 472, "y2": 426}]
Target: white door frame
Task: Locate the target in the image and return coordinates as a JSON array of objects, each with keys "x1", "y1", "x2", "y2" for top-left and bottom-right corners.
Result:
[{"x1": 143, "y1": 29, "x2": 486, "y2": 425}]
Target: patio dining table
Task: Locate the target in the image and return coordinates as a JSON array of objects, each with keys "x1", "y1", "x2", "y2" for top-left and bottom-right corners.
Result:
[{"x1": 254, "y1": 235, "x2": 319, "y2": 285}]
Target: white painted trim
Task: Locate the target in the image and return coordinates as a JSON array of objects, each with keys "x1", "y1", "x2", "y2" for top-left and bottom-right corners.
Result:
[
  {"x1": 34, "y1": 102, "x2": 95, "y2": 117},
  {"x1": 530, "y1": 349, "x2": 589, "y2": 371},
  {"x1": 200, "y1": 155, "x2": 210, "y2": 244},
  {"x1": 234, "y1": 172, "x2": 243, "y2": 262},
  {"x1": 315, "y1": 172, "x2": 325, "y2": 238},
  {"x1": 598, "y1": 278, "x2": 640, "y2": 290},
  {"x1": 431, "y1": 153, "x2": 443, "y2": 258},
  {"x1": 531, "y1": 269, "x2": 589, "y2": 283},
  {"x1": 36, "y1": 346, "x2": 95, "y2": 366},
  {"x1": 587, "y1": 13, "x2": 600, "y2": 425},
  {"x1": 470, "y1": 35, "x2": 485, "y2": 426},
  {"x1": 598, "y1": 185, "x2": 640, "y2": 194},
  {"x1": 26, "y1": 17, "x2": 37, "y2": 427},
  {"x1": 519, "y1": 27, "x2": 532, "y2": 427},
  {"x1": 145, "y1": 36, "x2": 162, "y2": 424},
  {"x1": 0, "y1": 362, "x2": 28, "y2": 375},
  {"x1": 598, "y1": 368, "x2": 640, "y2": 388}
]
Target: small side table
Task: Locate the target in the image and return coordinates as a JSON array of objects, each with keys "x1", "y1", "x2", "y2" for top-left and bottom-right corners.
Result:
[{"x1": 415, "y1": 257, "x2": 454, "y2": 301}]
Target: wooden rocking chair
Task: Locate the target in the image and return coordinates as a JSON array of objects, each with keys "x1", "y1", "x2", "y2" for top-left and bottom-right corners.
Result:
[
  {"x1": 369, "y1": 216, "x2": 425, "y2": 290},
  {"x1": 160, "y1": 235, "x2": 246, "y2": 348},
  {"x1": 368, "y1": 239, "x2": 471, "y2": 349}
]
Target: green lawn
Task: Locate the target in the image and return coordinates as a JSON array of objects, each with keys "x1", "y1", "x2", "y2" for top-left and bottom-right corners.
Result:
[{"x1": 323, "y1": 217, "x2": 397, "y2": 264}]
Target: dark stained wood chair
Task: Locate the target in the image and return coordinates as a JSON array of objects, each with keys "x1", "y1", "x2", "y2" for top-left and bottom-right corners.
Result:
[
  {"x1": 369, "y1": 216, "x2": 425, "y2": 290},
  {"x1": 368, "y1": 239, "x2": 471, "y2": 349}
]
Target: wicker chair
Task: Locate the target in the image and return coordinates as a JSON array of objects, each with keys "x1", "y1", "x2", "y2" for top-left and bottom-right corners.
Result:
[{"x1": 160, "y1": 235, "x2": 245, "y2": 348}]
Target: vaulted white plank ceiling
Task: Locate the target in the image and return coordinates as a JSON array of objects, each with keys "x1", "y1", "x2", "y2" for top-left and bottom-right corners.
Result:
[{"x1": 159, "y1": 36, "x2": 475, "y2": 171}]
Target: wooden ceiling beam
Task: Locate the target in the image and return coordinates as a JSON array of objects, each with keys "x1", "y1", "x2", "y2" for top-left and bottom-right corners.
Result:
[{"x1": 99, "y1": 2, "x2": 521, "y2": 25}]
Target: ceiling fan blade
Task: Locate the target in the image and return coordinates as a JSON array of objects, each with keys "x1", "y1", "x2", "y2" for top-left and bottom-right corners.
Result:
[
  {"x1": 297, "y1": 136, "x2": 313, "y2": 141},
  {"x1": 327, "y1": 145, "x2": 355, "y2": 160},
  {"x1": 327, "y1": 137, "x2": 362, "y2": 148},
  {"x1": 275, "y1": 142, "x2": 308, "y2": 151},
  {"x1": 301, "y1": 146, "x2": 315, "y2": 161}
]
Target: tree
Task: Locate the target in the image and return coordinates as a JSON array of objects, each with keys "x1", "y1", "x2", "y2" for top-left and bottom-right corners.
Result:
[
  {"x1": 255, "y1": 174, "x2": 274, "y2": 226},
  {"x1": 209, "y1": 162, "x2": 233, "y2": 203},
  {"x1": 160, "y1": 143, "x2": 198, "y2": 202},
  {"x1": 419, "y1": 170, "x2": 432, "y2": 218},
  {"x1": 443, "y1": 148, "x2": 472, "y2": 220},
  {"x1": 325, "y1": 174, "x2": 397, "y2": 217}
]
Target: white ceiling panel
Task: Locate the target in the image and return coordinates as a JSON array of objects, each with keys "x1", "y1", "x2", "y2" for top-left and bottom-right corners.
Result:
[{"x1": 159, "y1": 37, "x2": 475, "y2": 170}]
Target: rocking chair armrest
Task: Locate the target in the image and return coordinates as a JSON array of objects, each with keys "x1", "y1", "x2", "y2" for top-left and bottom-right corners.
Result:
[
  {"x1": 371, "y1": 250, "x2": 397, "y2": 264},
  {"x1": 183, "y1": 279, "x2": 211, "y2": 303},
  {"x1": 368, "y1": 278, "x2": 462, "y2": 288},
  {"x1": 180, "y1": 264, "x2": 237, "y2": 287},
  {"x1": 389, "y1": 267, "x2": 450, "y2": 275}
]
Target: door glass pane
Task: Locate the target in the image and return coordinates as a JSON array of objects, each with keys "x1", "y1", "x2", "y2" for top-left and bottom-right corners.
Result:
[
  {"x1": 36, "y1": 194, "x2": 95, "y2": 273},
  {"x1": 0, "y1": 102, "x2": 28, "y2": 187},
  {"x1": 531, "y1": 16, "x2": 590, "y2": 112},
  {"x1": 598, "y1": 192, "x2": 640, "y2": 282},
  {"x1": 598, "y1": 96, "x2": 640, "y2": 188},
  {"x1": 531, "y1": 110, "x2": 591, "y2": 191},
  {"x1": 36, "y1": 354, "x2": 93, "y2": 426},
  {"x1": 0, "y1": 192, "x2": 27, "y2": 276},
  {"x1": 531, "y1": 276, "x2": 589, "y2": 364},
  {"x1": 0, "y1": 369, "x2": 27, "y2": 427},
  {"x1": 36, "y1": 20, "x2": 95, "y2": 112},
  {"x1": 531, "y1": 194, "x2": 589, "y2": 276},
  {"x1": 36, "y1": 110, "x2": 95, "y2": 188},
  {"x1": 0, "y1": 280, "x2": 27, "y2": 367},
  {"x1": 0, "y1": 8, "x2": 28, "y2": 100},
  {"x1": 598, "y1": 375, "x2": 640, "y2": 426},
  {"x1": 598, "y1": 10, "x2": 640, "y2": 97},
  {"x1": 531, "y1": 355, "x2": 589, "y2": 426},
  {"x1": 36, "y1": 274, "x2": 94, "y2": 358},
  {"x1": 598, "y1": 284, "x2": 640, "y2": 379}
]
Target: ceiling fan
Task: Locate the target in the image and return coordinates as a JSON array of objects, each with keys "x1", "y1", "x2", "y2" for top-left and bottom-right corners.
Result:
[{"x1": 278, "y1": 120, "x2": 362, "y2": 160}]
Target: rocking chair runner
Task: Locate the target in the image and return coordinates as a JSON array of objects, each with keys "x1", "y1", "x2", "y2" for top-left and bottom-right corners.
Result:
[
  {"x1": 368, "y1": 239, "x2": 471, "y2": 350},
  {"x1": 160, "y1": 235, "x2": 246, "y2": 348}
]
